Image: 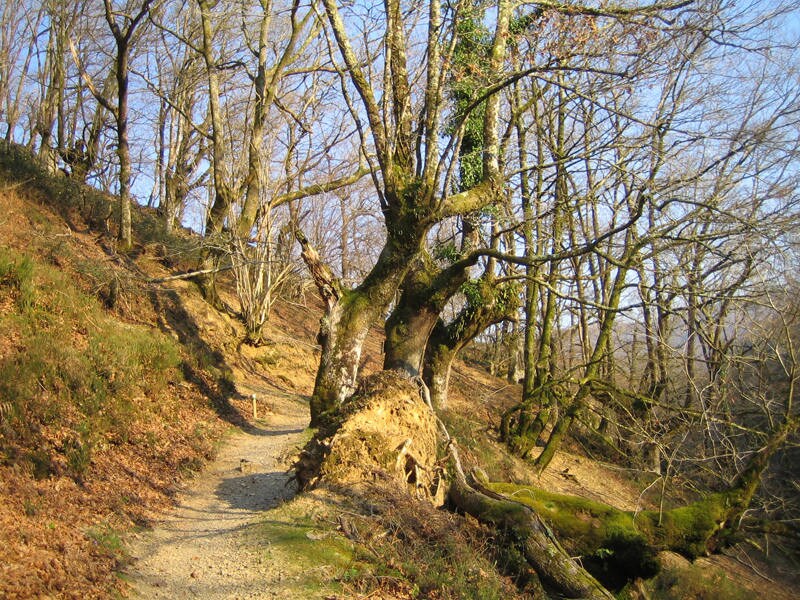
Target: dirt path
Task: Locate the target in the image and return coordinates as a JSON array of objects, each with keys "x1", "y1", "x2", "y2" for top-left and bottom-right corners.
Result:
[{"x1": 124, "y1": 394, "x2": 308, "y2": 599}]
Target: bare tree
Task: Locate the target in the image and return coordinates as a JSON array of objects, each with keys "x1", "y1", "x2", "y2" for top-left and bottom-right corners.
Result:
[
  {"x1": 296, "y1": 0, "x2": 515, "y2": 423},
  {"x1": 102, "y1": 0, "x2": 152, "y2": 249},
  {"x1": 0, "y1": 1, "x2": 46, "y2": 143}
]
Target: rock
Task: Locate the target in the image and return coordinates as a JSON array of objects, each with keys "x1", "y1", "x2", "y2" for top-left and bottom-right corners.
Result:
[{"x1": 239, "y1": 459, "x2": 257, "y2": 474}]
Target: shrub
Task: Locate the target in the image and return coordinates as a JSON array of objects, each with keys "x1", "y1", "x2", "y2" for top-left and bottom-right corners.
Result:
[{"x1": 0, "y1": 140, "x2": 113, "y2": 229}]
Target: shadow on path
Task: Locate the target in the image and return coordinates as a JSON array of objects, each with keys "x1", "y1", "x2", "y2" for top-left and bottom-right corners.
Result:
[
  {"x1": 231, "y1": 426, "x2": 306, "y2": 438},
  {"x1": 215, "y1": 472, "x2": 298, "y2": 512}
]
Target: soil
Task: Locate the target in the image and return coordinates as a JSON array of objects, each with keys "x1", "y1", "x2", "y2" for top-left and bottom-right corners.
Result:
[{"x1": 124, "y1": 389, "x2": 308, "y2": 599}]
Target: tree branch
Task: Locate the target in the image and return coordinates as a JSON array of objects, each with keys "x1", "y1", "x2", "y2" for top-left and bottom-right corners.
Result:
[{"x1": 272, "y1": 166, "x2": 371, "y2": 208}]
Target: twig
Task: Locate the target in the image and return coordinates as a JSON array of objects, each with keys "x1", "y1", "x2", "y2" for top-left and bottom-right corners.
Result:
[
  {"x1": 145, "y1": 264, "x2": 234, "y2": 283},
  {"x1": 728, "y1": 545, "x2": 778, "y2": 583},
  {"x1": 0, "y1": 179, "x2": 33, "y2": 192}
]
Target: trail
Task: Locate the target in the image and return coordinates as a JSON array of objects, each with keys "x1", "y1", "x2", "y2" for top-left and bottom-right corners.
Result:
[{"x1": 124, "y1": 392, "x2": 308, "y2": 599}]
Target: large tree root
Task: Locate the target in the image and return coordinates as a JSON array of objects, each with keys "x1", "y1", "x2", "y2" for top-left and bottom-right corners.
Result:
[{"x1": 447, "y1": 442, "x2": 614, "y2": 599}]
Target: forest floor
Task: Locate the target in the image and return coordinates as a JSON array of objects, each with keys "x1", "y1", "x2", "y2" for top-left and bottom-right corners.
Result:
[{"x1": 1, "y1": 147, "x2": 797, "y2": 599}]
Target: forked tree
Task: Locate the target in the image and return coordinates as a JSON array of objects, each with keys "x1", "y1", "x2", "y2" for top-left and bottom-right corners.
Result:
[{"x1": 296, "y1": 0, "x2": 516, "y2": 424}]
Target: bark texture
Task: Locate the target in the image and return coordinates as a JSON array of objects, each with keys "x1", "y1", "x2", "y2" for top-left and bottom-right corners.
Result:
[{"x1": 447, "y1": 447, "x2": 614, "y2": 599}]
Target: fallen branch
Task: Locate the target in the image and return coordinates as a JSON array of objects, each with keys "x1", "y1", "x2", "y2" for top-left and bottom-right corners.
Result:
[{"x1": 145, "y1": 264, "x2": 234, "y2": 283}]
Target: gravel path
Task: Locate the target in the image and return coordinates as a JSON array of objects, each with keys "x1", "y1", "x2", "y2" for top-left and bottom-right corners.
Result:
[{"x1": 125, "y1": 404, "x2": 307, "y2": 599}]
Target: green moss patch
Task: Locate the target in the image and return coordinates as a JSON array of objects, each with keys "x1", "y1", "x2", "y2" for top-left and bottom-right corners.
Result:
[
  {"x1": 252, "y1": 499, "x2": 359, "y2": 598},
  {"x1": 488, "y1": 482, "x2": 737, "y2": 589},
  {"x1": 489, "y1": 483, "x2": 730, "y2": 560}
]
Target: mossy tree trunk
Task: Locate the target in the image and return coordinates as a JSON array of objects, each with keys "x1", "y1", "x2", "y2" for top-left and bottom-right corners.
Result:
[
  {"x1": 504, "y1": 69, "x2": 678, "y2": 469},
  {"x1": 195, "y1": 0, "x2": 236, "y2": 305},
  {"x1": 382, "y1": 0, "x2": 497, "y2": 380},
  {"x1": 423, "y1": 277, "x2": 520, "y2": 408},
  {"x1": 60, "y1": 77, "x2": 108, "y2": 184},
  {"x1": 532, "y1": 237, "x2": 636, "y2": 474},
  {"x1": 491, "y1": 417, "x2": 798, "y2": 563},
  {"x1": 529, "y1": 75, "x2": 681, "y2": 473},
  {"x1": 384, "y1": 251, "x2": 473, "y2": 376},
  {"x1": 722, "y1": 417, "x2": 799, "y2": 530},
  {"x1": 501, "y1": 78, "x2": 564, "y2": 457},
  {"x1": 297, "y1": 215, "x2": 431, "y2": 424},
  {"x1": 304, "y1": 0, "x2": 513, "y2": 424},
  {"x1": 447, "y1": 451, "x2": 614, "y2": 599}
]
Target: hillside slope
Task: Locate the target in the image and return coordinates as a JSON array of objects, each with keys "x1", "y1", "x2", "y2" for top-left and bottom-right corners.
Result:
[
  {"x1": 1, "y1": 144, "x2": 797, "y2": 599},
  {"x1": 0, "y1": 145, "x2": 319, "y2": 598}
]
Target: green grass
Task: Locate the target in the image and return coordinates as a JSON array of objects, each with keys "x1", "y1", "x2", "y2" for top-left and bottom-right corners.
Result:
[
  {"x1": 86, "y1": 523, "x2": 127, "y2": 558},
  {"x1": 260, "y1": 517, "x2": 353, "y2": 567},
  {"x1": 255, "y1": 509, "x2": 354, "y2": 597},
  {"x1": 0, "y1": 252, "x2": 36, "y2": 311},
  {"x1": 252, "y1": 486, "x2": 523, "y2": 599}
]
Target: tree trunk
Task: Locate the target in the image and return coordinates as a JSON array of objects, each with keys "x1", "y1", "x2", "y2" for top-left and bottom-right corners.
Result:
[
  {"x1": 310, "y1": 290, "x2": 407, "y2": 425},
  {"x1": 115, "y1": 43, "x2": 132, "y2": 250},
  {"x1": 383, "y1": 256, "x2": 441, "y2": 376},
  {"x1": 423, "y1": 279, "x2": 520, "y2": 409},
  {"x1": 533, "y1": 399, "x2": 579, "y2": 474},
  {"x1": 307, "y1": 0, "x2": 510, "y2": 424},
  {"x1": 36, "y1": 4, "x2": 68, "y2": 175},
  {"x1": 424, "y1": 323, "x2": 457, "y2": 409},
  {"x1": 297, "y1": 227, "x2": 418, "y2": 424},
  {"x1": 383, "y1": 246, "x2": 476, "y2": 376},
  {"x1": 502, "y1": 78, "x2": 562, "y2": 457},
  {"x1": 501, "y1": 395, "x2": 557, "y2": 459},
  {"x1": 447, "y1": 452, "x2": 614, "y2": 600},
  {"x1": 103, "y1": 0, "x2": 152, "y2": 251},
  {"x1": 310, "y1": 295, "x2": 372, "y2": 419},
  {"x1": 533, "y1": 249, "x2": 635, "y2": 474},
  {"x1": 384, "y1": 302, "x2": 441, "y2": 376}
]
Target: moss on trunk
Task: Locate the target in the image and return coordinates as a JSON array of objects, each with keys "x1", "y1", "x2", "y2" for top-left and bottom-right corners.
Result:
[
  {"x1": 448, "y1": 468, "x2": 614, "y2": 599},
  {"x1": 308, "y1": 289, "x2": 376, "y2": 424},
  {"x1": 383, "y1": 250, "x2": 477, "y2": 376},
  {"x1": 296, "y1": 205, "x2": 430, "y2": 424},
  {"x1": 489, "y1": 483, "x2": 739, "y2": 561},
  {"x1": 422, "y1": 279, "x2": 520, "y2": 408}
]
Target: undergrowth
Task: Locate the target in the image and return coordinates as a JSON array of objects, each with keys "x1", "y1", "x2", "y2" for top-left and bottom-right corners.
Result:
[
  {"x1": 439, "y1": 407, "x2": 519, "y2": 482},
  {"x1": 0, "y1": 246, "x2": 182, "y2": 480},
  {"x1": 333, "y1": 483, "x2": 525, "y2": 599},
  {"x1": 0, "y1": 140, "x2": 201, "y2": 263},
  {"x1": 0, "y1": 140, "x2": 112, "y2": 230},
  {"x1": 641, "y1": 561, "x2": 756, "y2": 600}
]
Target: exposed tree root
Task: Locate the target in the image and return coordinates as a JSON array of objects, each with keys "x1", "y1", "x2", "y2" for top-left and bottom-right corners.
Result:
[{"x1": 446, "y1": 442, "x2": 615, "y2": 599}]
